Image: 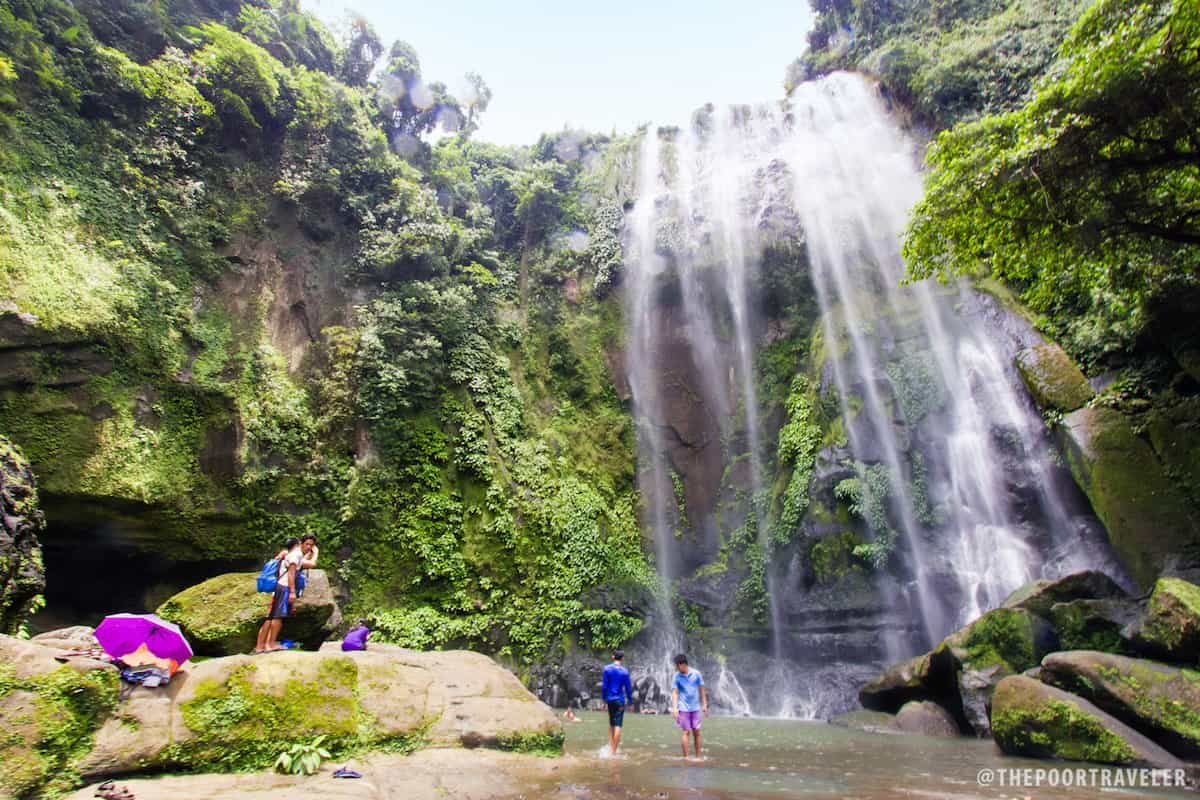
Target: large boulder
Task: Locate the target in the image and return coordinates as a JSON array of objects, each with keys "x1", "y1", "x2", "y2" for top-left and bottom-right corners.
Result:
[
  {"x1": 1058, "y1": 406, "x2": 1198, "y2": 589},
  {"x1": 156, "y1": 570, "x2": 341, "y2": 655},
  {"x1": 892, "y1": 700, "x2": 959, "y2": 737},
  {"x1": 14, "y1": 637, "x2": 564, "y2": 781},
  {"x1": 0, "y1": 637, "x2": 119, "y2": 800},
  {"x1": 857, "y1": 645, "x2": 958, "y2": 713},
  {"x1": 1126, "y1": 577, "x2": 1200, "y2": 663},
  {"x1": 1040, "y1": 650, "x2": 1200, "y2": 758},
  {"x1": 941, "y1": 606, "x2": 1058, "y2": 736},
  {"x1": 1015, "y1": 343, "x2": 1094, "y2": 413},
  {"x1": 1002, "y1": 570, "x2": 1129, "y2": 618},
  {"x1": 991, "y1": 675, "x2": 1184, "y2": 767},
  {"x1": 1049, "y1": 598, "x2": 1140, "y2": 653},
  {"x1": 0, "y1": 438, "x2": 46, "y2": 634}
]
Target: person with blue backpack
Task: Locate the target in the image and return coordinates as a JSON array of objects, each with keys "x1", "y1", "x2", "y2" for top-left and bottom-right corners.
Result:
[{"x1": 253, "y1": 537, "x2": 303, "y2": 654}]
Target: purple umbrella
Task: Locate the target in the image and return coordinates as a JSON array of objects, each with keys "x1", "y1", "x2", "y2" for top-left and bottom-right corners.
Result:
[{"x1": 95, "y1": 613, "x2": 193, "y2": 664}]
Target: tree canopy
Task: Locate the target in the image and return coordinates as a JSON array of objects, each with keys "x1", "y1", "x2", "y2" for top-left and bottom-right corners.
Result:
[{"x1": 903, "y1": 0, "x2": 1200, "y2": 363}]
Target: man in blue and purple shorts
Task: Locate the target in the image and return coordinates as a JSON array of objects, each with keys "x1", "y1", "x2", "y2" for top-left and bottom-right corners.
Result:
[{"x1": 670, "y1": 653, "x2": 708, "y2": 760}]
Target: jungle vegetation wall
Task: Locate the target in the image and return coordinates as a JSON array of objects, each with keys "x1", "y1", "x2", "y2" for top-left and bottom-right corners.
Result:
[{"x1": 0, "y1": 0, "x2": 652, "y2": 665}]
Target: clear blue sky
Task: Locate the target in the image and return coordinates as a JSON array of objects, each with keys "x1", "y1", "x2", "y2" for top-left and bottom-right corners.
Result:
[{"x1": 301, "y1": 1, "x2": 815, "y2": 145}]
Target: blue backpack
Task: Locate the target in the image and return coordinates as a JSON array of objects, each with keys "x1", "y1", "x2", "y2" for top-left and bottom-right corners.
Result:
[{"x1": 256, "y1": 558, "x2": 281, "y2": 593}]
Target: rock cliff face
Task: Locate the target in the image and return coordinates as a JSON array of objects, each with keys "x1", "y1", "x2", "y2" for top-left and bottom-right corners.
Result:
[{"x1": 0, "y1": 437, "x2": 45, "y2": 634}]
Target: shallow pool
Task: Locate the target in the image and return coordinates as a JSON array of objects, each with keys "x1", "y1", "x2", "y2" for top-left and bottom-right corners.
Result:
[{"x1": 526, "y1": 711, "x2": 1193, "y2": 799}]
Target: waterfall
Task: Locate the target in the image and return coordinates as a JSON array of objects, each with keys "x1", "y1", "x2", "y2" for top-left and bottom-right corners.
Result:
[{"x1": 621, "y1": 72, "x2": 1123, "y2": 717}]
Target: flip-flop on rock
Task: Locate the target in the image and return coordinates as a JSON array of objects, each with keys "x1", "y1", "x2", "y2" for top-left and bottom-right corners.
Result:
[{"x1": 332, "y1": 767, "x2": 362, "y2": 779}]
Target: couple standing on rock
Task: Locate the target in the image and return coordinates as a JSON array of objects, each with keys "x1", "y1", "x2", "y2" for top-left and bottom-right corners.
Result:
[
  {"x1": 253, "y1": 534, "x2": 319, "y2": 654},
  {"x1": 602, "y1": 651, "x2": 710, "y2": 760}
]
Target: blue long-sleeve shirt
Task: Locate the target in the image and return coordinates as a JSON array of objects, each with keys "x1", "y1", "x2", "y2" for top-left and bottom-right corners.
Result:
[{"x1": 601, "y1": 662, "x2": 632, "y2": 703}]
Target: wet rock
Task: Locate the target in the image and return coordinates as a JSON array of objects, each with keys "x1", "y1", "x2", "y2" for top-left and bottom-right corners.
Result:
[
  {"x1": 858, "y1": 644, "x2": 958, "y2": 713},
  {"x1": 1057, "y1": 406, "x2": 1198, "y2": 589},
  {"x1": 0, "y1": 437, "x2": 45, "y2": 634},
  {"x1": 891, "y1": 700, "x2": 959, "y2": 737},
  {"x1": 1002, "y1": 570, "x2": 1129, "y2": 618},
  {"x1": 956, "y1": 664, "x2": 1004, "y2": 737},
  {"x1": 991, "y1": 675, "x2": 1184, "y2": 768},
  {"x1": 1015, "y1": 343, "x2": 1094, "y2": 413},
  {"x1": 1040, "y1": 650, "x2": 1200, "y2": 759},
  {"x1": 1125, "y1": 577, "x2": 1200, "y2": 662},
  {"x1": 1049, "y1": 598, "x2": 1140, "y2": 653},
  {"x1": 155, "y1": 569, "x2": 341, "y2": 656}
]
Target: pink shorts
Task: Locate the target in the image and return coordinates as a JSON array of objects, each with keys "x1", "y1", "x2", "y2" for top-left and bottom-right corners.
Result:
[{"x1": 676, "y1": 710, "x2": 702, "y2": 730}]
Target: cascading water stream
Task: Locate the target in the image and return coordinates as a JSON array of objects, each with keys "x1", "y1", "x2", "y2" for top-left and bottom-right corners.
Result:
[{"x1": 622, "y1": 71, "x2": 1124, "y2": 716}]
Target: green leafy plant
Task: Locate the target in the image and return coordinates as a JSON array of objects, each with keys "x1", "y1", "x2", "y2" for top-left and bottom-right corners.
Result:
[{"x1": 274, "y1": 735, "x2": 331, "y2": 776}]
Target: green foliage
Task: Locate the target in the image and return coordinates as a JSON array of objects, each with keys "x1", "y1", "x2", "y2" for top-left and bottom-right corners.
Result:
[
  {"x1": 904, "y1": 0, "x2": 1200, "y2": 367},
  {"x1": 274, "y1": 735, "x2": 331, "y2": 775},
  {"x1": 775, "y1": 376, "x2": 822, "y2": 544},
  {"x1": 886, "y1": 350, "x2": 946, "y2": 423},
  {"x1": 798, "y1": 0, "x2": 1088, "y2": 128},
  {"x1": 837, "y1": 462, "x2": 897, "y2": 568},
  {"x1": 809, "y1": 531, "x2": 862, "y2": 584}
]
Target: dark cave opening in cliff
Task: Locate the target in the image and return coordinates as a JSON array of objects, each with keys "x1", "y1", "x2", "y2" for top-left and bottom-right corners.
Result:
[{"x1": 30, "y1": 514, "x2": 255, "y2": 634}]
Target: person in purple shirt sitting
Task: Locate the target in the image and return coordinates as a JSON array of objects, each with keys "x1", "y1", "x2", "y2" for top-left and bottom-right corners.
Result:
[
  {"x1": 341, "y1": 619, "x2": 370, "y2": 652},
  {"x1": 601, "y1": 649, "x2": 633, "y2": 755}
]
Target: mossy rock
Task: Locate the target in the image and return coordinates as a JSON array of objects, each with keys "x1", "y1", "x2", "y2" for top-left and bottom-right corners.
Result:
[
  {"x1": 156, "y1": 570, "x2": 341, "y2": 656},
  {"x1": 1040, "y1": 650, "x2": 1200, "y2": 759},
  {"x1": 1049, "y1": 598, "x2": 1140, "y2": 654},
  {"x1": 943, "y1": 607, "x2": 1056, "y2": 674},
  {"x1": 1002, "y1": 570, "x2": 1129, "y2": 619},
  {"x1": 1058, "y1": 406, "x2": 1199, "y2": 590},
  {"x1": 1127, "y1": 577, "x2": 1200, "y2": 663},
  {"x1": 0, "y1": 637, "x2": 118, "y2": 800},
  {"x1": 991, "y1": 675, "x2": 1183, "y2": 767},
  {"x1": 0, "y1": 436, "x2": 46, "y2": 635},
  {"x1": 1015, "y1": 343, "x2": 1094, "y2": 413}
]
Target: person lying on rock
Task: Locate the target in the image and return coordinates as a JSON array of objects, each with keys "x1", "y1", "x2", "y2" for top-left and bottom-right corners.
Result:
[
  {"x1": 254, "y1": 537, "x2": 302, "y2": 654},
  {"x1": 341, "y1": 619, "x2": 371, "y2": 652}
]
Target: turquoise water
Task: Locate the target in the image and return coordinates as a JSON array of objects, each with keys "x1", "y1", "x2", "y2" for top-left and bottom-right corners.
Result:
[{"x1": 533, "y1": 712, "x2": 1194, "y2": 799}]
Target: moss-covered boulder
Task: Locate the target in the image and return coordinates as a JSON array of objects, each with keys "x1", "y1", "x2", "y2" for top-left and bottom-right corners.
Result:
[
  {"x1": 1126, "y1": 577, "x2": 1200, "y2": 662},
  {"x1": 991, "y1": 675, "x2": 1183, "y2": 767},
  {"x1": 1058, "y1": 406, "x2": 1199, "y2": 589},
  {"x1": 0, "y1": 437, "x2": 46, "y2": 634},
  {"x1": 0, "y1": 636, "x2": 564, "y2": 783},
  {"x1": 942, "y1": 607, "x2": 1057, "y2": 674},
  {"x1": 1050, "y1": 598, "x2": 1140, "y2": 653},
  {"x1": 1001, "y1": 570, "x2": 1129, "y2": 618},
  {"x1": 1040, "y1": 650, "x2": 1200, "y2": 758},
  {"x1": 1015, "y1": 343, "x2": 1094, "y2": 413},
  {"x1": 0, "y1": 637, "x2": 119, "y2": 800},
  {"x1": 156, "y1": 570, "x2": 341, "y2": 656}
]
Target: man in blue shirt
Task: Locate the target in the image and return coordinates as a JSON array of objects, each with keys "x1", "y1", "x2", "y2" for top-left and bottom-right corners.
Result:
[
  {"x1": 601, "y1": 649, "x2": 633, "y2": 755},
  {"x1": 670, "y1": 653, "x2": 708, "y2": 760}
]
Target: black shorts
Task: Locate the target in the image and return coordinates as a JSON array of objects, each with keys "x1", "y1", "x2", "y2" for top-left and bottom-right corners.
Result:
[{"x1": 607, "y1": 700, "x2": 625, "y2": 727}]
